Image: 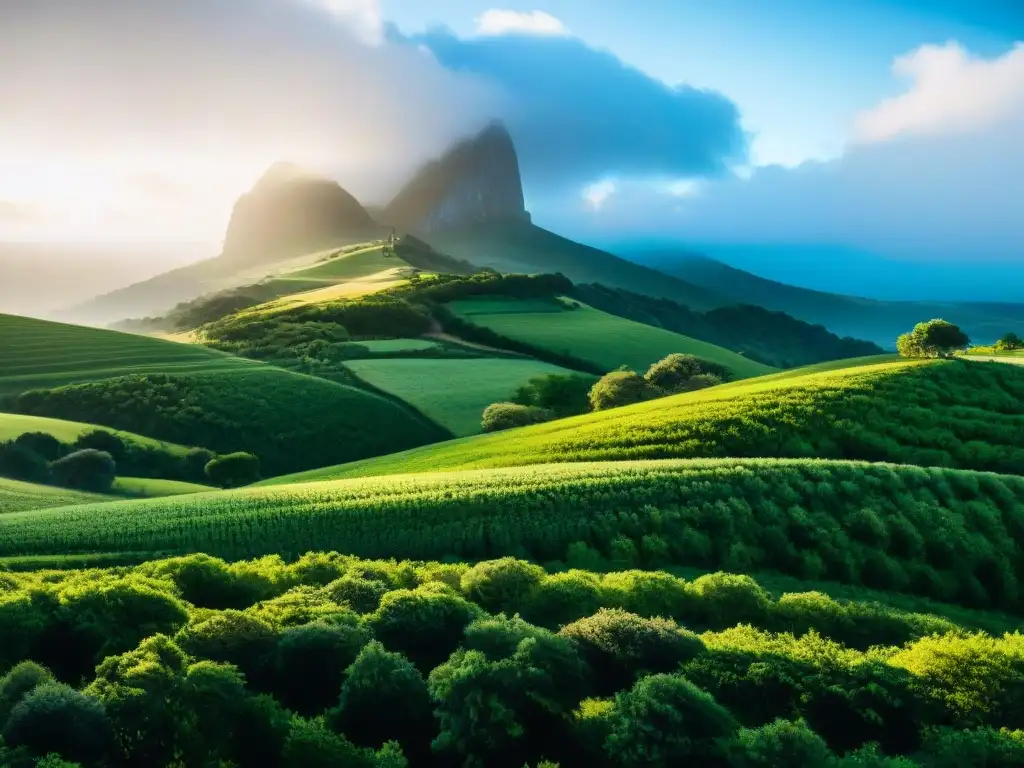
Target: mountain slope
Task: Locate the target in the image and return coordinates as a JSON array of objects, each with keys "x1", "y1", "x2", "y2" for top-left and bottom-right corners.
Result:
[
  {"x1": 635, "y1": 251, "x2": 1024, "y2": 346},
  {"x1": 263, "y1": 357, "x2": 1024, "y2": 482}
]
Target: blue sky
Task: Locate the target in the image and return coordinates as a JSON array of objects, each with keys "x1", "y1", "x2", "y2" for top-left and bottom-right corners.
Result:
[{"x1": 1, "y1": 0, "x2": 1021, "y2": 299}]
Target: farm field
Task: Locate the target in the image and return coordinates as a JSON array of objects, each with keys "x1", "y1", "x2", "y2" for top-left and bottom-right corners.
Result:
[
  {"x1": 268, "y1": 357, "x2": 1024, "y2": 483},
  {"x1": 346, "y1": 357, "x2": 587, "y2": 436},
  {"x1": 110, "y1": 477, "x2": 217, "y2": 498},
  {"x1": 6, "y1": 458, "x2": 1024, "y2": 614},
  {"x1": 448, "y1": 297, "x2": 775, "y2": 378},
  {"x1": 0, "y1": 312, "x2": 257, "y2": 397},
  {"x1": 8, "y1": 367, "x2": 449, "y2": 476},
  {"x1": 0, "y1": 477, "x2": 111, "y2": 513}
]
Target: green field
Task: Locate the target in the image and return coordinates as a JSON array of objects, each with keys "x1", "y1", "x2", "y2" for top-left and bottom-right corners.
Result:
[
  {"x1": 0, "y1": 477, "x2": 110, "y2": 512},
  {"x1": 0, "y1": 312, "x2": 257, "y2": 397},
  {"x1": 448, "y1": 297, "x2": 775, "y2": 378},
  {"x1": 8, "y1": 368, "x2": 449, "y2": 476},
  {"x1": 350, "y1": 338, "x2": 441, "y2": 353},
  {"x1": 268, "y1": 357, "x2": 1024, "y2": 483},
  {"x1": 6, "y1": 458, "x2": 1024, "y2": 614},
  {"x1": 0, "y1": 411, "x2": 191, "y2": 454},
  {"x1": 346, "y1": 357, "x2": 587, "y2": 436},
  {"x1": 111, "y1": 477, "x2": 217, "y2": 498}
]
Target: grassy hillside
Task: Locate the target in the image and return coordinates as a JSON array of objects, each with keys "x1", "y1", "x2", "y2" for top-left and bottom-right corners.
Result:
[
  {"x1": 425, "y1": 222, "x2": 727, "y2": 311},
  {"x1": 639, "y1": 252, "x2": 1024, "y2": 346},
  {"x1": 6, "y1": 458, "x2": 1024, "y2": 613},
  {"x1": 448, "y1": 297, "x2": 775, "y2": 378},
  {"x1": 110, "y1": 477, "x2": 217, "y2": 499},
  {"x1": 0, "y1": 412, "x2": 190, "y2": 454},
  {"x1": 0, "y1": 477, "x2": 110, "y2": 512},
  {"x1": 0, "y1": 312, "x2": 255, "y2": 397},
  {"x1": 268, "y1": 358, "x2": 1024, "y2": 482},
  {"x1": 346, "y1": 357, "x2": 589, "y2": 436},
  {"x1": 8, "y1": 368, "x2": 449, "y2": 476}
]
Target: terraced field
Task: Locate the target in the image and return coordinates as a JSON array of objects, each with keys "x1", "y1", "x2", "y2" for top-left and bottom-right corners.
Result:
[
  {"x1": 0, "y1": 313, "x2": 256, "y2": 397},
  {"x1": 448, "y1": 297, "x2": 774, "y2": 378},
  {"x1": 267, "y1": 357, "x2": 1024, "y2": 482},
  {"x1": 346, "y1": 357, "x2": 589, "y2": 436},
  {"x1": 0, "y1": 478, "x2": 110, "y2": 512}
]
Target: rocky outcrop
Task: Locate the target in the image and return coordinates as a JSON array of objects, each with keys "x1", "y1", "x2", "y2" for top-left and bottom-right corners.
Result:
[
  {"x1": 220, "y1": 163, "x2": 378, "y2": 265},
  {"x1": 384, "y1": 121, "x2": 531, "y2": 234}
]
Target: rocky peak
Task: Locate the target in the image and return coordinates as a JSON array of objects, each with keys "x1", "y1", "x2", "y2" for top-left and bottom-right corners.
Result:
[
  {"x1": 220, "y1": 164, "x2": 378, "y2": 265},
  {"x1": 384, "y1": 120, "x2": 530, "y2": 234}
]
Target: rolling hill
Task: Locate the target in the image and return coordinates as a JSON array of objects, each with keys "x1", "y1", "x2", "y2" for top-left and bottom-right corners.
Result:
[
  {"x1": 0, "y1": 312, "x2": 257, "y2": 397},
  {"x1": 264, "y1": 357, "x2": 1024, "y2": 483},
  {"x1": 0, "y1": 412, "x2": 190, "y2": 454},
  {"x1": 447, "y1": 296, "x2": 775, "y2": 378},
  {"x1": 631, "y1": 250, "x2": 1024, "y2": 346},
  {"x1": 5, "y1": 458, "x2": 1024, "y2": 614},
  {"x1": 0, "y1": 477, "x2": 111, "y2": 513}
]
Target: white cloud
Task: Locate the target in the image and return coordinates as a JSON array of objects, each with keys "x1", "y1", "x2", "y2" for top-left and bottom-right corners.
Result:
[
  {"x1": 0, "y1": 0, "x2": 502, "y2": 243},
  {"x1": 854, "y1": 41, "x2": 1024, "y2": 143},
  {"x1": 474, "y1": 9, "x2": 569, "y2": 38},
  {"x1": 582, "y1": 179, "x2": 616, "y2": 209}
]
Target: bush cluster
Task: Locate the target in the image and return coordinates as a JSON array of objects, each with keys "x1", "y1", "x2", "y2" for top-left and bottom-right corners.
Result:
[{"x1": 0, "y1": 552, "x2": 1021, "y2": 767}]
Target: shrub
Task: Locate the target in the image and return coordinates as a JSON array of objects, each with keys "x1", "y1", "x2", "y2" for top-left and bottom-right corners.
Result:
[
  {"x1": 604, "y1": 674, "x2": 738, "y2": 767},
  {"x1": 481, "y1": 403, "x2": 553, "y2": 433},
  {"x1": 588, "y1": 370, "x2": 656, "y2": 411},
  {"x1": 523, "y1": 571, "x2": 604, "y2": 629},
  {"x1": 48, "y1": 450, "x2": 115, "y2": 493},
  {"x1": 733, "y1": 718, "x2": 831, "y2": 767},
  {"x1": 273, "y1": 619, "x2": 371, "y2": 715},
  {"x1": 327, "y1": 641, "x2": 433, "y2": 759},
  {"x1": 175, "y1": 611, "x2": 278, "y2": 687},
  {"x1": 205, "y1": 452, "x2": 261, "y2": 488},
  {"x1": 0, "y1": 662, "x2": 53, "y2": 725},
  {"x1": 72, "y1": 431, "x2": 126, "y2": 462},
  {"x1": 2, "y1": 682, "x2": 113, "y2": 766},
  {"x1": 183, "y1": 447, "x2": 217, "y2": 483},
  {"x1": 921, "y1": 726, "x2": 1024, "y2": 767},
  {"x1": 0, "y1": 443, "x2": 51, "y2": 484},
  {"x1": 323, "y1": 574, "x2": 389, "y2": 613},
  {"x1": 559, "y1": 609, "x2": 705, "y2": 694},
  {"x1": 461, "y1": 558, "x2": 546, "y2": 615},
  {"x1": 644, "y1": 354, "x2": 727, "y2": 393},
  {"x1": 12, "y1": 433, "x2": 65, "y2": 462},
  {"x1": 281, "y1": 716, "x2": 377, "y2": 768},
  {"x1": 686, "y1": 573, "x2": 772, "y2": 628},
  {"x1": 368, "y1": 588, "x2": 480, "y2": 671},
  {"x1": 512, "y1": 373, "x2": 593, "y2": 417}
]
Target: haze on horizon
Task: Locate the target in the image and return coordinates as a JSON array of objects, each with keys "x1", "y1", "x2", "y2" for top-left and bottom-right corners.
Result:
[{"x1": 1, "y1": 0, "x2": 1021, "y2": 301}]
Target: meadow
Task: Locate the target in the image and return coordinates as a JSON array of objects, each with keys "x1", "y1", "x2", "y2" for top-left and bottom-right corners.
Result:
[
  {"x1": 447, "y1": 297, "x2": 775, "y2": 378},
  {"x1": 6, "y1": 458, "x2": 1024, "y2": 615},
  {"x1": 345, "y1": 357, "x2": 588, "y2": 436},
  {"x1": 0, "y1": 313, "x2": 255, "y2": 397},
  {"x1": 270, "y1": 357, "x2": 1024, "y2": 482},
  {"x1": 110, "y1": 477, "x2": 216, "y2": 498},
  {"x1": 1, "y1": 550, "x2": 1023, "y2": 766},
  {"x1": 0, "y1": 477, "x2": 110, "y2": 512},
  {"x1": 0, "y1": 412, "x2": 190, "y2": 454},
  {"x1": 8, "y1": 368, "x2": 448, "y2": 476}
]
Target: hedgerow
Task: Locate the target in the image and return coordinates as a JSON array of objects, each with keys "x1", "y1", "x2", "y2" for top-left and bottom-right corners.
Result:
[{"x1": 0, "y1": 552, "x2": 1021, "y2": 766}]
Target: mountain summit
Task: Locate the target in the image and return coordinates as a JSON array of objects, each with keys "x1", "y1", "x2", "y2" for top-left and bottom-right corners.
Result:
[
  {"x1": 221, "y1": 163, "x2": 379, "y2": 265},
  {"x1": 384, "y1": 121, "x2": 530, "y2": 234}
]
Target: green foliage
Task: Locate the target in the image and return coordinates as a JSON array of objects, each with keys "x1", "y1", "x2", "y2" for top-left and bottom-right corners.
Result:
[
  {"x1": 588, "y1": 370, "x2": 656, "y2": 411},
  {"x1": 48, "y1": 450, "x2": 115, "y2": 493},
  {"x1": 921, "y1": 726, "x2": 1024, "y2": 767},
  {"x1": 512, "y1": 374, "x2": 594, "y2": 418},
  {"x1": 644, "y1": 353, "x2": 728, "y2": 393},
  {"x1": 12, "y1": 433, "x2": 64, "y2": 462},
  {"x1": 204, "y1": 451, "x2": 261, "y2": 488},
  {"x1": 368, "y1": 588, "x2": 481, "y2": 671},
  {"x1": 559, "y1": 609, "x2": 704, "y2": 693},
  {"x1": 327, "y1": 641, "x2": 433, "y2": 759},
  {"x1": 2, "y1": 683, "x2": 112, "y2": 766},
  {"x1": 604, "y1": 673, "x2": 738, "y2": 767},
  {"x1": 897, "y1": 320, "x2": 970, "y2": 359},
  {"x1": 0, "y1": 443, "x2": 51, "y2": 485},
  {"x1": 10, "y1": 369, "x2": 446, "y2": 476},
  {"x1": 0, "y1": 662, "x2": 53, "y2": 725},
  {"x1": 995, "y1": 333, "x2": 1022, "y2": 352},
  {"x1": 482, "y1": 403, "x2": 554, "y2": 433},
  {"x1": 273, "y1": 619, "x2": 370, "y2": 715},
  {"x1": 732, "y1": 718, "x2": 831, "y2": 767},
  {"x1": 461, "y1": 558, "x2": 547, "y2": 615}
]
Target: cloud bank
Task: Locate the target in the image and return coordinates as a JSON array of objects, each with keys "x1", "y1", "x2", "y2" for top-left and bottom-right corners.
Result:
[{"x1": 558, "y1": 40, "x2": 1024, "y2": 278}]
